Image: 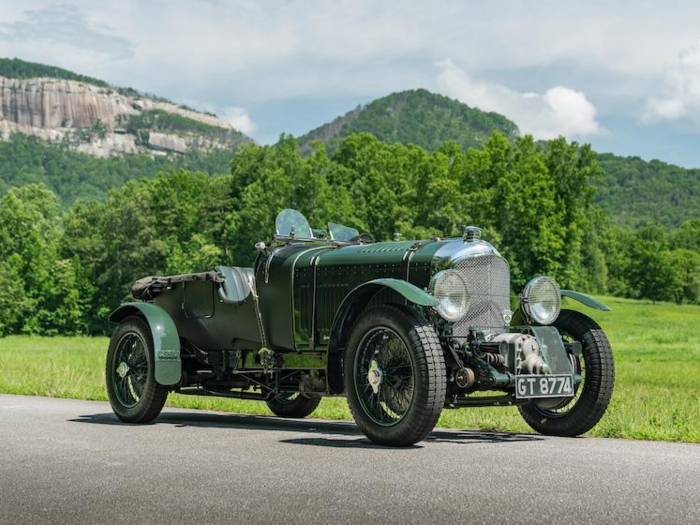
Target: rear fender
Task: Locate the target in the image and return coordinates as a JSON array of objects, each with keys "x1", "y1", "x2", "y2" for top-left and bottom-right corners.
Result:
[
  {"x1": 108, "y1": 302, "x2": 181, "y2": 386},
  {"x1": 326, "y1": 278, "x2": 438, "y2": 394}
]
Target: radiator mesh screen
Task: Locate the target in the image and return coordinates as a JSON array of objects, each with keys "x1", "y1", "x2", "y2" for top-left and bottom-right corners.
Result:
[{"x1": 450, "y1": 255, "x2": 511, "y2": 336}]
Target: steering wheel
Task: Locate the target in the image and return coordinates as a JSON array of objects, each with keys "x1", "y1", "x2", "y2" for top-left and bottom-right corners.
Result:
[{"x1": 350, "y1": 232, "x2": 374, "y2": 244}]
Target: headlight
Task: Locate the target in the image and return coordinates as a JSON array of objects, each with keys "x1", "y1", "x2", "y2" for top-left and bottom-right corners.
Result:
[
  {"x1": 522, "y1": 276, "x2": 561, "y2": 325},
  {"x1": 430, "y1": 270, "x2": 469, "y2": 322}
]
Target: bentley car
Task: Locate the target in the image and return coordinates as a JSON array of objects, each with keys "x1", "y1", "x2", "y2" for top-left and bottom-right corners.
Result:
[{"x1": 106, "y1": 209, "x2": 615, "y2": 446}]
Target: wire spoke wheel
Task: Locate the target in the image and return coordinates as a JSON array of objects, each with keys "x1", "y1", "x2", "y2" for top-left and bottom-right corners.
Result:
[
  {"x1": 111, "y1": 332, "x2": 149, "y2": 409},
  {"x1": 106, "y1": 316, "x2": 168, "y2": 423},
  {"x1": 345, "y1": 305, "x2": 446, "y2": 446},
  {"x1": 354, "y1": 327, "x2": 415, "y2": 427}
]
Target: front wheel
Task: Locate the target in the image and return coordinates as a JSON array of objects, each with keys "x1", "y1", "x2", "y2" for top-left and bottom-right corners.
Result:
[
  {"x1": 344, "y1": 305, "x2": 446, "y2": 447},
  {"x1": 266, "y1": 393, "x2": 321, "y2": 418},
  {"x1": 106, "y1": 316, "x2": 168, "y2": 423},
  {"x1": 519, "y1": 309, "x2": 615, "y2": 436}
]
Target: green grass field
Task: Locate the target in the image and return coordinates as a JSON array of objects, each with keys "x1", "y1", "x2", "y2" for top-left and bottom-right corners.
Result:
[{"x1": 1, "y1": 296, "x2": 699, "y2": 442}]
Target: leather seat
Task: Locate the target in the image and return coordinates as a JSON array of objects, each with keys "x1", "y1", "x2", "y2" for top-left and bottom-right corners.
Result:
[{"x1": 215, "y1": 266, "x2": 253, "y2": 304}]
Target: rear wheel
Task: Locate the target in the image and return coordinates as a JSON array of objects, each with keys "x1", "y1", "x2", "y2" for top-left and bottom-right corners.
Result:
[
  {"x1": 345, "y1": 305, "x2": 446, "y2": 447},
  {"x1": 519, "y1": 309, "x2": 614, "y2": 436},
  {"x1": 266, "y1": 393, "x2": 321, "y2": 418},
  {"x1": 106, "y1": 316, "x2": 168, "y2": 423}
]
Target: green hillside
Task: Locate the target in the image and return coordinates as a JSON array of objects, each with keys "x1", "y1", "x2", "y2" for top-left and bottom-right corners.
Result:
[
  {"x1": 0, "y1": 134, "x2": 235, "y2": 204},
  {"x1": 0, "y1": 57, "x2": 109, "y2": 87},
  {"x1": 298, "y1": 89, "x2": 519, "y2": 153},
  {"x1": 596, "y1": 153, "x2": 700, "y2": 228}
]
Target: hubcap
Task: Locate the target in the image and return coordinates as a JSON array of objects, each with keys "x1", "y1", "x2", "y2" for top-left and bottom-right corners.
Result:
[
  {"x1": 367, "y1": 360, "x2": 383, "y2": 395},
  {"x1": 116, "y1": 361, "x2": 129, "y2": 379}
]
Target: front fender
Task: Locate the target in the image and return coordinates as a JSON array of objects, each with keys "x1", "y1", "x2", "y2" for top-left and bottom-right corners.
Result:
[
  {"x1": 561, "y1": 290, "x2": 611, "y2": 312},
  {"x1": 362, "y1": 278, "x2": 439, "y2": 307},
  {"x1": 326, "y1": 279, "x2": 437, "y2": 394},
  {"x1": 108, "y1": 302, "x2": 181, "y2": 386},
  {"x1": 510, "y1": 289, "x2": 610, "y2": 326},
  {"x1": 329, "y1": 278, "x2": 437, "y2": 348}
]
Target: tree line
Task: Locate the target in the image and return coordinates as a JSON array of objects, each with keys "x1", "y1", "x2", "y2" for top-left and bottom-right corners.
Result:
[{"x1": 0, "y1": 132, "x2": 698, "y2": 336}]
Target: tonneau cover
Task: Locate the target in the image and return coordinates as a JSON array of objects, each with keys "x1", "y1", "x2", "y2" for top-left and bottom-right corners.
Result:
[{"x1": 131, "y1": 270, "x2": 223, "y2": 300}]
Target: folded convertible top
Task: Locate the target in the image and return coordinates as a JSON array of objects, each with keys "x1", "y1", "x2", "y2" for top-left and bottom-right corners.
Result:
[{"x1": 131, "y1": 270, "x2": 224, "y2": 300}]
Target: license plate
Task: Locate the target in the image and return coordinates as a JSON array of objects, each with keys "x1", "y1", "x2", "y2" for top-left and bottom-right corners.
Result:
[{"x1": 515, "y1": 374, "x2": 574, "y2": 399}]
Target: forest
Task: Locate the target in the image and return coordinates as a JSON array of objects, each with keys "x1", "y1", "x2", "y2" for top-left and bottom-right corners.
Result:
[
  {"x1": 0, "y1": 131, "x2": 698, "y2": 336},
  {"x1": 0, "y1": 134, "x2": 235, "y2": 205}
]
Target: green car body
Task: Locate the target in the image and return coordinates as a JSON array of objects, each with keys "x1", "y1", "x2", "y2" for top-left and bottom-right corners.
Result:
[{"x1": 106, "y1": 209, "x2": 614, "y2": 446}]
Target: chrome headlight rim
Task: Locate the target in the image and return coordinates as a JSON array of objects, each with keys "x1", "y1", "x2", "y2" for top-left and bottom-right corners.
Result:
[
  {"x1": 429, "y1": 269, "x2": 470, "y2": 322},
  {"x1": 521, "y1": 276, "x2": 561, "y2": 325}
]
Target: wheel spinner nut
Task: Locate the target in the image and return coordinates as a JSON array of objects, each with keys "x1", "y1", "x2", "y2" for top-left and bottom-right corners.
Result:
[
  {"x1": 116, "y1": 362, "x2": 129, "y2": 379},
  {"x1": 367, "y1": 360, "x2": 383, "y2": 395}
]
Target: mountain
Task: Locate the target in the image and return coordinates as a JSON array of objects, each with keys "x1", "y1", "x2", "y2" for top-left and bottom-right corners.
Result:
[
  {"x1": 0, "y1": 57, "x2": 250, "y2": 157},
  {"x1": 0, "y1": 58, "x2": 253, "y2": 204},
  {"x1": 298, "y1": 88, "x2": 700, "y2": 228},
  {"x1": 298, "y1": 89, "x2": 518, "y2": 153}
]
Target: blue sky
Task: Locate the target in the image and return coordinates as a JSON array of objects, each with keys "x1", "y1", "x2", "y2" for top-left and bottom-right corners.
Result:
[{"x1": 2, "y1": 1, "x2": 700, "y2": 167}]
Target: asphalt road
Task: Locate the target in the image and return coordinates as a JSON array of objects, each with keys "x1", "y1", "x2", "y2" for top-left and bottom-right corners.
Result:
[{"x1": 1, "y1": 395, "x2": 699, "y2": 525}]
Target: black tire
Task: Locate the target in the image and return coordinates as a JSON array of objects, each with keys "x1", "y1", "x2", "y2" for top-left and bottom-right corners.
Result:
[
  {"x1": 344, "y1": 305, "x2": 446, "y2": 447},
  {"x1": 106, "y1": 316, "x2": 169, "y2": 423},
  {"x1": 266, "y1": 393, "x2": 321, "y2": 418},
  {"x1": 519, "y1": 309, "x2": 615, "y2": 437}
]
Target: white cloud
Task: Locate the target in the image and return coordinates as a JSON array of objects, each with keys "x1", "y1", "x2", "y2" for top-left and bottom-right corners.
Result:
[
  {"x1": 222, "y1": 107, "x2": 257, "y2": 135},
  {"x1": 645, "y1": 41, "x2": 700, "y2": 123},
  {"x1": 0, "y1": 4, "x2": 133, "y2": 60},
  {"x1": 5, "y1": 0, "x2": 698, "y2": 104},
  {"x1": 436, "y1": 59, "x2": 601, "y2": 140}
]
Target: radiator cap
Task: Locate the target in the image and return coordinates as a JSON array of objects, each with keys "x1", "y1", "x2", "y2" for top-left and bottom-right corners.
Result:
[{"x1": 462, "y1": 225, "x2": 482, "y2": 242}]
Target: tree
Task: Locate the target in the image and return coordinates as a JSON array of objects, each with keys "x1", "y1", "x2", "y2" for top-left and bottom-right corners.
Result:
[
  {"x1": 672, "y1": 220, "x2": 700, "y2": 253},
  {"x1": 543, "y1": 139, "x2": 602, "y2": 288},
  {"x1": 667, "y1": 249, "x2": 700, "y2": 304},
  {"x1": 625, "y1": 226, "x2": 681, "y2": 302},
  {"x1": 0, "y1": 184, "x2": 86, "y2": 334}
]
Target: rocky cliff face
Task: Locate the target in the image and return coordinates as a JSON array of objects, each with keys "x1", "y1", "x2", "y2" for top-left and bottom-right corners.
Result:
[{"x1": 0, "y1": 77, "x2": 247, "y2": 156}]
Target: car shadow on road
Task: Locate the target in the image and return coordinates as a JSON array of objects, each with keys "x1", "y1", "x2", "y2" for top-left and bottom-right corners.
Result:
[
  {"x1": 71, "y1": 411, "x2": 542, "y2": 449},
  {"x1": 281, "y1": 430, "x2": 542, "y2": 449}
]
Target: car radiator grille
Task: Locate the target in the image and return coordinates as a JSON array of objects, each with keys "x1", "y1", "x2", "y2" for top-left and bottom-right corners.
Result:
[{"x1": 451, "y1": 254, "x2": 511, "y2": 336}]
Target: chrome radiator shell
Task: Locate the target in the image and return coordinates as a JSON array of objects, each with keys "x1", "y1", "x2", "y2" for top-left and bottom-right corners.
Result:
[{"x1": 431, "y1": 240, "x2": 511, "y2": 335}]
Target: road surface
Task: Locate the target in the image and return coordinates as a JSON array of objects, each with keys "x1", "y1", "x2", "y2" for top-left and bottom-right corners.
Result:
[{"x1": 1, "y1": 394, "x2": 698, "y2": 525}]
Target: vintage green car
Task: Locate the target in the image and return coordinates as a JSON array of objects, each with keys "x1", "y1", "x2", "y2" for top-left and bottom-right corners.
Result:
[{"x1": 106, "y1": 209, "x2": 614, "y2": 446}]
